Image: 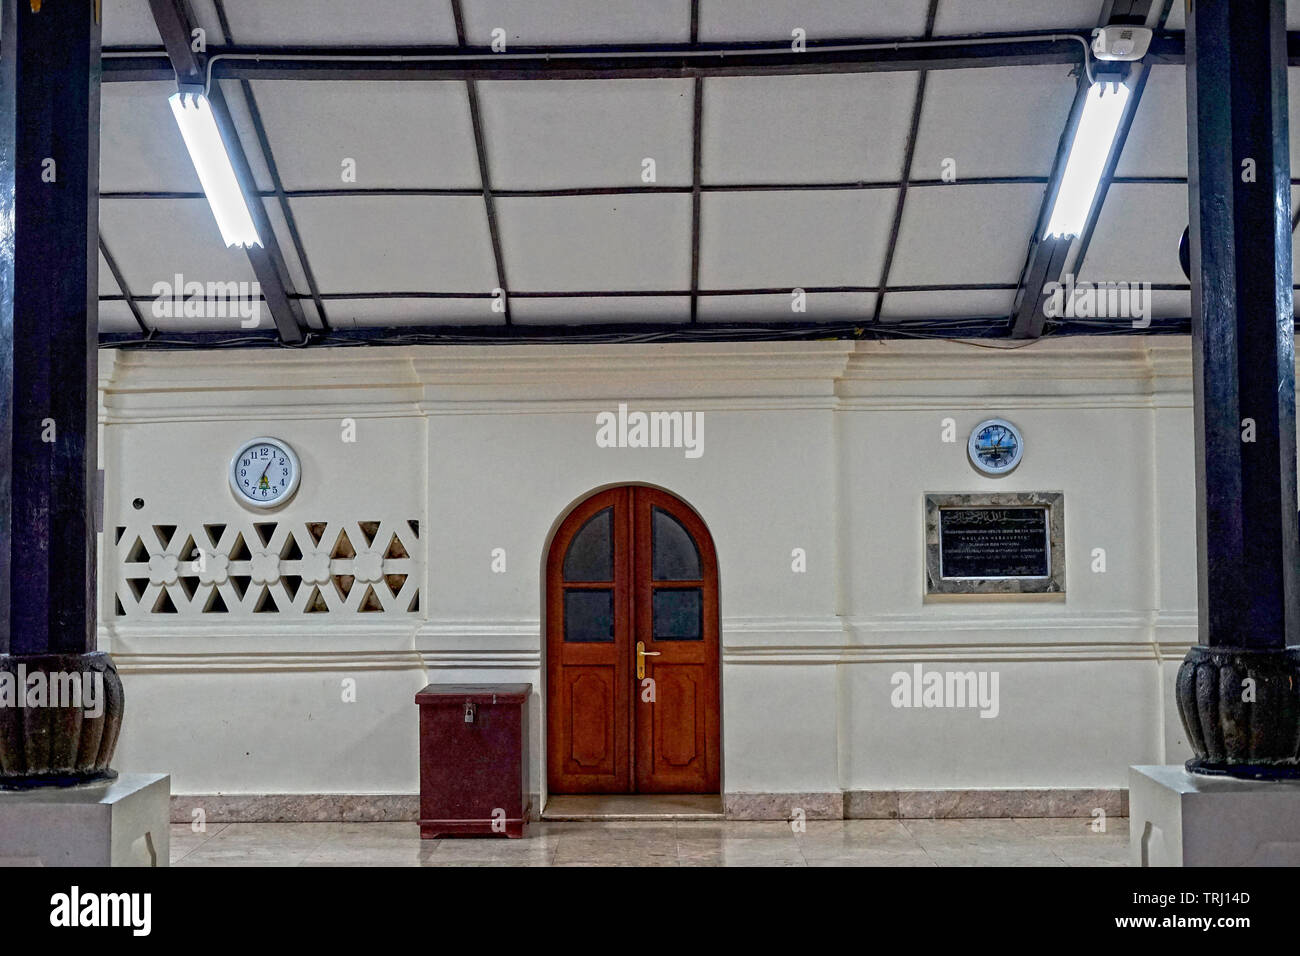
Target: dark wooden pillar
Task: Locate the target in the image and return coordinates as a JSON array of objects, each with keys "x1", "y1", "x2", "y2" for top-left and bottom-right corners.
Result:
[
  {"x1": 1176, "y1": 0, "x2": 1300, "y2": 777},
  {"x1": 0, "y1": 0, "x2": 123, "y2": 788}
]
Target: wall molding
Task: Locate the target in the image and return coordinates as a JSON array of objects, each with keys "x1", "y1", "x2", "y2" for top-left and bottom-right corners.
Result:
[
  {"x1": 102, "y1": 611, "x2": 1198, "y2": 671},
  {"x1": 99, "y1": 339, "x2": 1206, "y2": 423}
]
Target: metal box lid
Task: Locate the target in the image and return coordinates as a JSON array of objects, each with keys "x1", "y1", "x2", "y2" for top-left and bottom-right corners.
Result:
[{"x1": 415, "y1": 683, "x2": 531, "y2": 705}]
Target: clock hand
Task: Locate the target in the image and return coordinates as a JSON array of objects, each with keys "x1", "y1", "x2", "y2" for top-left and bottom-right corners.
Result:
[{"x1": 256, "y1": 456, "x2": 274, "y2": 482}]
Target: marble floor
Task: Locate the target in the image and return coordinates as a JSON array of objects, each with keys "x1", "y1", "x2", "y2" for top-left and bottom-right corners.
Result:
[{"x1": 170, "y1": 817, "x2": 1129, "y2": 866}]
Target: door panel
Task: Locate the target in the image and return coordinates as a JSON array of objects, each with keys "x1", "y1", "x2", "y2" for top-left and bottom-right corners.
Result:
[
  {"x1": 547, "y1": 485, "x2": 719, "y2": 795},
  {"x1": 566, "y1": 669, "x2": 615, "y2": 772},
  {"x1": 655, "y1": 666, "x2": 702, "y2": 767},
  {"x1": 633, "y1": 487, "x2": 720, "y2": 793},
  {"x1": 547, "y1": 488, "x2": 631, "y2": 794}
]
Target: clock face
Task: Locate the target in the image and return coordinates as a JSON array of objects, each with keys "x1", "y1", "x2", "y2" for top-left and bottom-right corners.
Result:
[
  {"x1": 968, "y1": 419, "x2": 1023, "y2": 476},
  {"x1": 230, "y1": 437, "x2": 300, "y2": 508}
]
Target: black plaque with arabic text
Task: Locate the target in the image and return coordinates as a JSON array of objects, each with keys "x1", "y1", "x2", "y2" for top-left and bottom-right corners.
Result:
[{"x1": 938, "y1": 507, "x2": 1050, "y2": 579}]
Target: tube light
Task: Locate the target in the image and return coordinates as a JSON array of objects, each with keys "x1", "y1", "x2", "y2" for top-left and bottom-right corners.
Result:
[
  {"x1": 1043, "y1": 81, "x2": 1131, "y2": 239},
  {"x1": 168, "y1": 92, "x2": 261, "y2": 248}
]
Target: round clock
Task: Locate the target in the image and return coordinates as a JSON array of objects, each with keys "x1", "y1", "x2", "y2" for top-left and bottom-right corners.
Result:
[
  {"x1": 968, "y1": 419, "x2": 1023, "y2": 476},
  {"x1": 229, "y1": 437, "x2": 301, "y2": 508}
]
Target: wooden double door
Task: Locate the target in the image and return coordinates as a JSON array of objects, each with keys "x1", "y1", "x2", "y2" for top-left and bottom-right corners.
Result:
[{"x1": 547, "y1": 486, "x2": 720, "y2": 794}]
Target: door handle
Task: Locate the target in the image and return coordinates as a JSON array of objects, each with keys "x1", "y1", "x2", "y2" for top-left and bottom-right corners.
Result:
[{"x1": 636, "y1": 640, "x2": 661, "y2": 679}]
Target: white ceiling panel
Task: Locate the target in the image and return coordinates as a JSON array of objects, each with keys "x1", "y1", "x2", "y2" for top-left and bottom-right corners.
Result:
[
  {"x1": 102, "y1": 0, "x2": 162, "y2": 46},
  {"x1": 495, "y1": 195, "x2": 692, "y2": 291},
  {"x1": 699, "y1": 0, "x2": 931, "y2": 41},
  {"x1": 100, "y1": 82, "x2": 201, "y2": 193},
  {"x1": 100, "y1": 198, "x2": 258, "y2": 297},
  {"x1": 1117, "y1": 69, "x2": 1300, "y2": 180},
  {"x1": 461, "y1": 0, "x2": 691, "y2": 45},
  {"x1": 217, "y1": 80, "x2": 276, "y2": 192},
  {"x1": 478, "y1": 80, "x2": 694, "y2": 189},
  {"x1": 289, "y1": 196, "x2": 498, "y2": 294},
  {"x1": 699, "y1": 189, "x2": 896, "y2": 288},
  {"x1": 703, "y1": 73, "x2": 918, "y2": 184},
  {"x1": 511, "y1": 296, "x2": 691, "y2": 325},
  {"x1": 148, "y1": 299, "x2": 274, "y2": 332},
  {"x1": 1114, "y1": 66, "x2": 1186, "y2": 179},
  {"x1": 910, "y1": 66, "x2": 1077, "y2": 179},
  {"x1": 1078, "y1": 183, "x2": 1188, "y2": 284},
  {"x1": 1147, "y1": 291, "x2": 1191, "y2": 319},
  {"x1": 214, "y1": 0, "x2": 459, "y2": 44},
  {"x1": 325, "y1": 298, "x2": 505, "y2": 328},
  {"x1": 697, "y1": 291, "x2": 876, "y2": 322},
  {"x1": 888, "y1": 183, "x2": 1045, "y2": 284},
  {"x1": 934, "y1": 0, "x2": 1102, "y2": 34},
  {"x1": 186, "y1": 1, "x2": 226, "y2": 42},
  {"x1": 878, "y1": 288, "x2": 1016, "y2": 320},
  {"x1": 98, "y1": 301, "x2": 142, "y2": 334},
  {"x1": 249, "y1": 81, "x2": 481, "y2": 190},
  {"x1": 1166, "y1": 2, "x2": 1300, "y2": 30}
]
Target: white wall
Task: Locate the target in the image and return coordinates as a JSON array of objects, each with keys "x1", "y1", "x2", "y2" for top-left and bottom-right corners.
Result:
[{"x1": 98, "y1": 337, "x2": 1200, "y2": 797}]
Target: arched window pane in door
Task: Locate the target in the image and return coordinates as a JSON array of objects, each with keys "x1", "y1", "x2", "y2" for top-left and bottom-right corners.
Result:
[
  {"x1": 563, "y1": 508, "x2": 613, "y2": 582},
  {"x1": 651, "y1": 506, "x2": 700, "y2": 580}
]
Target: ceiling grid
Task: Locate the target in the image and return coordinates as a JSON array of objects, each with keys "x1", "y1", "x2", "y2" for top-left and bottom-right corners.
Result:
[{"x1": 92, "y1": 0, "x2": 1300, "y2": 345}]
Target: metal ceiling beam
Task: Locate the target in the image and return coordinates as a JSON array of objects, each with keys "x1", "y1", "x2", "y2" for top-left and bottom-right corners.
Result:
[
  {"x1": 99, "y1": 239, "x2": 151, "y2": 335},
  {"x1": 871, "y1": 0, "x2": 937, "y2": 324},
  {"x1": 101, "y1": 33, "x2": 1111, "y2": 83},
  {"x1": 145, "y1": 0, "x2": 307, "y2": 345},
  {"x1": 1009, "y1": 0, "x2": 1167, "y2": 339},
  {"x1": 211, "y1": 0, "x2": 329, "y2": 332},
  {"x1": 97, "y1": 315, "x2": 1194, "y2": 350},
  {"x1": 99, "y1": 176, "x2": 1055, "y2": 201},
  {"x1": 118, "y1": 29, "x2": 1300, "y2": 83},
  {"x1": 448, "y1": 1, "x2": 512, "y2": 325},
  {"x1": 1008, "y1": 234, "x2": 1072, "y2": 338},
  {"x1": 688, "y1": 77, "x2": 703, "y2": 322}
]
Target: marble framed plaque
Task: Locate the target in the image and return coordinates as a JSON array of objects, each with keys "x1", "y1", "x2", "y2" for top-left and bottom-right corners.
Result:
[{"x1": 924, "y1": 492, "x2": 1065, "y2": 598}]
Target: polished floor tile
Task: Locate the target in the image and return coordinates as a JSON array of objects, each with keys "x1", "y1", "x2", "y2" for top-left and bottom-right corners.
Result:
[{"x1": 168, "y1": 817, "x2": 1132, "y2": 866}]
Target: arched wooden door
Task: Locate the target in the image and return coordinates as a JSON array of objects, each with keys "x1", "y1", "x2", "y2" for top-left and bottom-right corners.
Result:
[{"x1": 546, "y1": 486, "x2": 720, "y2": 794}]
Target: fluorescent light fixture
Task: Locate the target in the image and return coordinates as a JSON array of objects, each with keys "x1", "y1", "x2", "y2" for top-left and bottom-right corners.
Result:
[
  {"x1": 1043, "y1": 81, "x2": 1131, "y2": 239},
  {"x1": 168, "y1": 92, "x2": 261, "y2": 248}
]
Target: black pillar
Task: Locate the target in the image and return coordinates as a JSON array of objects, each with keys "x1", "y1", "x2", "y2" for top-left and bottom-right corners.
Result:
[
  {"x1": 0, "y1": 0, "x2": 123, "y2": 787},
  {"x1": 1176, "y1": 0, "x2": 1300, "y2": 776}
]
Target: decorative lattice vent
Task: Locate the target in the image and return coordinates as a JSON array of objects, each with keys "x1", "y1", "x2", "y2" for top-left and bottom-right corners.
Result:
[{"x1": 112, "y1": 518, "x2": 421, "y2": 617}]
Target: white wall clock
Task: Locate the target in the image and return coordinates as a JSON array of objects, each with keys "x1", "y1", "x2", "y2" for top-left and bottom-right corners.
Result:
[
  {"x1": 968, "y1": 419, "x2": 1023, "y2": 476},
  {"x1": 230, "y1": 437, "x2": 301, "y2": 508}
]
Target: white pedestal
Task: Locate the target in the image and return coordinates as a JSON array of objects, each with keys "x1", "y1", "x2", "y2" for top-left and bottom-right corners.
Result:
[
  {"x1": 0, "y1": 773, "x2": 170, "y2": 867},
  {"x1": 1130, "y1": 765, "x2": 1300, "y2": 866}
]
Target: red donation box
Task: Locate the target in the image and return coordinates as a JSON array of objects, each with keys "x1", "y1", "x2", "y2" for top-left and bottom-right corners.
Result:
[{"x1": 415, "y1": 683, "x2": 531, "y2": 838}]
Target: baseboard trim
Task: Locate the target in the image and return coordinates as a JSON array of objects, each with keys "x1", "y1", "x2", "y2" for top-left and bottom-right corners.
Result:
[
  {"x1": 726, "y1": 789, "x2": 1129, "y2": 820},
  {"x1": 170, "y1": 788, "x2": 1126, "y2": 823}
]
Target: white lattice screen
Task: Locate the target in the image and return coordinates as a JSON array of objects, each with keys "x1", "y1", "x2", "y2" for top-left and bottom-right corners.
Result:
[{"x1": 112, "y1": 518, "x2": 421, "y2": 617}]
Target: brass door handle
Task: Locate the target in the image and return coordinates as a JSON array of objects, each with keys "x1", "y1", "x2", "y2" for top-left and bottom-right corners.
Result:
[{"x1": 636, "y1": 640, "x2": 661, "y2": 679}]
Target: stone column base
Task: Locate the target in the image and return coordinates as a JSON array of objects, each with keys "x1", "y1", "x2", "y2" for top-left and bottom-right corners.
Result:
[
  {"x1": 0, "y1": 651, "x2": 125, "y2": 789},
  {"x1": 1175, "y1": 645, "x2": 1300, "y2": 779}
]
